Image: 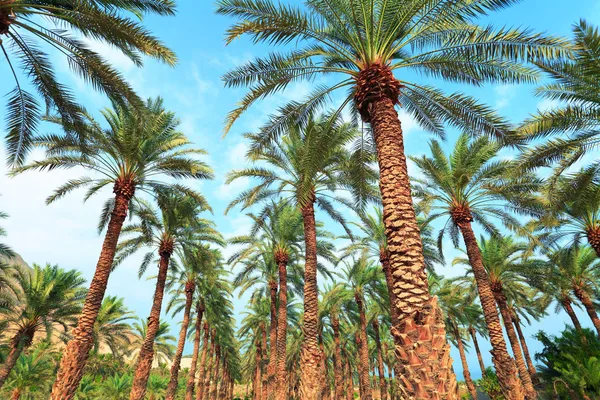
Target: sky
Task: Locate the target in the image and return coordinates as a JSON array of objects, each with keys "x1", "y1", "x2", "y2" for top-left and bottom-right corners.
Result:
[{"x1": 1, "y1": 0, "x2": 600, "y2": 381}]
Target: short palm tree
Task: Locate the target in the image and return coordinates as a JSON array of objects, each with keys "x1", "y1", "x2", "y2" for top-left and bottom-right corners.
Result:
[
  {"x1": 99, "y1": 374, "x2": 133, "y2": 400},
  {"x1": 0, "y1": 263, "x2": 86, "y2": 388},
  {"x1": 92, "y1": 296, "x2": 135, "y2": 357},
  {"x1": 0, "y1": 0, "x2": 177, "y2": 166},
  {"x1": 217, "y1": 1, "x2": 568, "y2": 395},
  {"x1": 130, "y1": 319, "x2": 176, "y2": 366},
  {"x1": 3, "y1": 343, "x2": 54, "y2": 400},
  {"x1": 517, "y1": 20, "x2": 600, "y2": 175},
  {"x1": 147, "y1": 374, "x2": 169, "y2": 400},
  {"x1": 115, "y1": 193, "x2": 217, "y2": 400},
  {"x1": 14, "y1": 97, "x2": 213, "y2": 399},
  {"x1": 412, "y1": 133, "x2": 538, "y2": 398},
  {"x1": 226, "y1": 113, "x2": 374, "y2": 398}
]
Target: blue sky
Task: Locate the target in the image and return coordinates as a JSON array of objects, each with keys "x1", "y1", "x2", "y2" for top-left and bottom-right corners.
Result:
[{"x1": 1, "y1": 0, "x2": 600, "y2": 381}]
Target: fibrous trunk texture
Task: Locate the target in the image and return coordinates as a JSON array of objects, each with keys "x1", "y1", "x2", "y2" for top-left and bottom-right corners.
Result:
[
  {"x1": 275, "y1": 253, "x2": 288, "y2": 400},
  {"x1": 561, "y1": 297, "x2": 582, "y2": 331},
  {"x1": 51, "y1": 186, "x2": 133, "y2": 400},
  {"x1": 512, "y1": 315, "x2": 539, "y2": 385},
  {"x1": 196, "y1": 323, "x2": 210, "y2": 400},
  {"x1": 130, "y1": 248, "x2": 172, "y2": 400},
  {"x1": 332, "y1": 315, "x2": 343, "y2": 400},
  {"x1": 360, "y1": 63, "x2": 457, "y2": 399},
  {"x1": 573, "y1": 287, "x2": 600, "y2": 336},
  {"x1": 204, "y1": 330, "x2": 216, "y2": 400},
  {"x1": 344, "y1": 354, "x2": 353, "y2": 400},
  {"x1": 267, "y1": 279, "x2": 278, "y2": 399},
  {"x1": 356, "y1": 294, "x2": 373, "y2": 400},
  {"x1": 11, "y1": 388, "x2": 21, "y2": 400},
  {"x1": 166, "y1": 280, "x2": 196, "y2": 400},
  {"x1": 299, "y1": 197, "x2": 321, "y2": 400},
  {"x1": 587, "y1": 227, "x2": 600, "y2": 257},
  {"x1": 453, "y1": 325, "x2": 477, "y2": 400},
  {"x1": 0, "y1": 330, "x2": 34, "y2": 388},
  {"x1": 373, "y1": 319, "x2": 388, "y2": 400},
  {"x1": 210, "y1": 346, "x2": 220, "y2": 400},
  {"x1": 261, "y1": 328, "x2": 268, "y2": 400},
  {"x1": 469, "y1": 327, "x2": 486, "y2": 377},
  {"x1": 456, "y1": 219, "x2": 524, "y2": 400},
  {"x1": 186, "y1": 302, "x2": 204, "y2": 400},
  {"x1": 254, "y1": 336, "x2": 262, "y2": 400}
]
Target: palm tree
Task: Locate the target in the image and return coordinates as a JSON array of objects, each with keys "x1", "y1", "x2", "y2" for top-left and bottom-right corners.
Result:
[
  {"x1": 217, "y1": 1, "x2": 568, "y2": 395},
  {"x1": 412, "y1": 133, "x2": 539, "y2": 398},
  {"x1": 92, "y1": 296, "x2": 135, "y2": 357},
  {"x1": 453, "y1": 236, "x2": 543, "y2": 386},
  {"x1": 517, "y1": 20, "x2": 600, "y2": 176},
  {"x1": 0, "y1": 0, "x2": 177, "y2": 166},
  {"x1": 0, "y1": 263, "x2": 86, "y2": 388},
  {"x1": 465, "y1": 308, "x2": 489, "y2": 377},
  {"x1": 99, "y1": 374, "x2": 133, "y2": 400},
  {"x1": 4, "y1": 343, "x2": 54, "y2": 400},
  {"x1": 130, "y1": 319, "x2": 176, "y2": 366},
  {"x1": 0, "y1": 209, "x2": 15, "y2": 260},
  {"x1": 14, "y1": 97, "x2": 213, "y2": 400},
  {"x1": 226, "y1": 113, "x2": 373, "y2": 397},
  {"x1": 147, "y1": 374, "x2": 169, "y2": 400},
  {"x1": 115, "y1": 193, "x2": 217, "y2": 400}
]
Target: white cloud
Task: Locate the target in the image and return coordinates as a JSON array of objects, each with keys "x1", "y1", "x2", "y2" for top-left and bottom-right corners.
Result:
[
  {"x1": 537, "y1": 98, "x2": 560, "y2": 112},
  {"x1": 494, "y1": 85, "x2": 517, "y2": 110},
  {"x1": 215, "y1": 176, "x2": 250, "y2": 201},
  {"x1": 398, "y1": 110, "x2": 419, "y2": 135}
]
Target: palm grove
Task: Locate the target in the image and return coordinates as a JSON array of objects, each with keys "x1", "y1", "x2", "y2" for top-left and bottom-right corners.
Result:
[{"x1": 0, "y1": 0, "x2": 599, "y2": 400}]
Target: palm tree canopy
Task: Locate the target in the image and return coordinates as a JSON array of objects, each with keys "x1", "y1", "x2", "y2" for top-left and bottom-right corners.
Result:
[
  {"x1": 92, "y1": 296, "x2": 135, "y2": 356},
  {"x1": 1, "y1": 0, "x2": 177, "y2": 166},
  {"x1": 131, "y1": 319, "x2": 176, "y2": 364}
]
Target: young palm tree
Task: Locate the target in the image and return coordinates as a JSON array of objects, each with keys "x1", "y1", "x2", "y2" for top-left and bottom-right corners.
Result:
[
  {"x1": 3, "y1": 343, "x2": 54, "y2": 400},
  {"x1": 226, "y1": 113, "x2": 374, "y2": 397},
  {"x1": 0, "y1": 0, "x2": 177, "y2": 166},
  {"x1": 412, "y1": 133, "x2": 539, "y2": 398},
  {"x1": 115, "y1": 193, "x2": 218, "y2": 400},
  {"x1": 147, "y1": 374, "x2": 169, "y2": 400},
  {"x1": 92, "y1": 296, "x2": 135, "y2": 357},
  {"x1": 217, "y1": 1, "x2": 568, "y2": 396},
  {"x1": 130, "y1": 319, "x2": 176, "y2": 366},
  {"x1": 14, "y1": 97, "x2": 213, "y2": 400},
  {"x1": 0, "y1": 263, "x2": 86, "y2": 388},
  {"x1": 517, "y1": 20, "x2": 600, "y2": 175},
  {"x1": 99, "y1": 374, "x2": 133, "y2": 400}
]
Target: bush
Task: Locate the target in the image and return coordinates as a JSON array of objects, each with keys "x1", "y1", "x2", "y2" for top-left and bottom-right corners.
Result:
[{"x1": 476, "y1": 367, "x2": 504, "y2": 400}]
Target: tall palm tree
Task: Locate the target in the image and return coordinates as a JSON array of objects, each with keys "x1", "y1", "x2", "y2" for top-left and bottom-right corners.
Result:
[
  {"x1": 14, "y1": 97, "x2": 213, "y2": 400},
  {"x1": 92, "y1": 296, "x2": 135, "y2": 357},
  {"x1": 217, "y1": 1, "x2": 568, "y2": 396},
  {"x1": 0, "y1": 263, "x2": 86, "y2": 388},
  {"x1": 130, "y1": 319, "x2": 176, "y2": 366},
  {"x1": 0, "y1": 0, "x2": 177, "y2": 166},
  {"x1": 412, "y1": 133, "x2": 538, "y2": 398},
  {"x1": 517, "y1": 20, "x2": 600, "y2": 176},
  {"x1": 115, "y1": 193, "x2": 218, "y2": 400},
  {"x1": 226, "y1": 113, "x2": 374, "y2": 397}
]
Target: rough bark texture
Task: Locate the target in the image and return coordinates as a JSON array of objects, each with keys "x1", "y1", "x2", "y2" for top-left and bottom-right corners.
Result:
[
  {"x1": 130, "y1": 246, "x2": 172, "y2": 400},
  {"x1": 210, "y1": 346, "x2": 221, "y2": 400},
  {"x1": 11, "y1": 388, "x2": 21, "y2": 400},
  {"x1": 51, "y1": 186, "x2": 133, "y2": 400},
  {"x1": 373, "y1": 319, "x2": 388, "y2": 400},
  {"x1": 275, "y1": 253, "x2": 288, "y2": 400},
  {"x1": 562, "y1": 297, "x2": 582, "y2": 331},
  {"x1": 166, "y1": 280, "x2": 196, "y2": 400},
  {"x1": 332, "y1": 315, "x2": 343, "y2": 400},
  {"x1": 186, "y1": 302, "x2": 204, "y2": 400},
  {"x1": 0, "y1": 331, "x2": 33, "y2": 388},
  {"x1": 319, "y1": 339, "x2": 330, "y2": 400},
  {"x1": 587, "y1": 227, "x2": 600, "y2": 257},
  {"x1": 299, "y1": 197, "x2": 321, "y2": 400},
  {"x1": 0, "y1": 0, "x2": 15, "y2": 35},
  {"x1": 261, "y1": 328, "x2": 268, "y2": 400},
  {"x1": 453, "y1": 326, "x2": 477, "y2": 400},
  {"x1": 344, "y1": 355, "x2": 353, "y2": 400},
  {"x1": 267, "y1": 279, "x2": 278, "y2": 399},
  {"x1": 512, "y1": 314, "x2": 539, "y2": 385},
  {"x1": 356, "y1": 294, "x2": 373, "y2": 400},
  {"x1": 204, "y1": 330, "x2": 216, "y2": 400},
  {"x1": 469, "y1": 327, "x2": 486, "y2": 377},
  {"x1": 492, "y1": 285, "x2": 537, "y2": 399},
  {"x1": 254, "y1": 336, "x2": 262, "y2": 400},
  {"x1": 362, "y1": 64, "x2": 458, "y2": 399},
  {"x1": 574, "y1": 287, "x2": 600, "y2": 336},
  {"x1": 456, "y1": 219, "x2": 524, "y2": 400},
  {"x1": 196, "y1": 323, "x2": 210, "y2": 400}
]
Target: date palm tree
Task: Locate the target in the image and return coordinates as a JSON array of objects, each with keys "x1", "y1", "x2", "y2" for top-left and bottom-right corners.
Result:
[
  {"x1": 3, "y1": 343, "x2": 54, "y2": 400},
  {"x1": 226, "y1": 113, "x2": 375, "y2": 398},
  {"x1": 92, "y1": 296, "x2": 135, "y2": 358},
  {"x1": 0, "y1": 0, "x2": 177, "y2": 166},
  {"x1": 0, "y1": 209, "x2": 15, "y2": 259},
  {"x1": 130, "y1": 319, "x2": 176, "y2": 366},
  {"x1": 0, "y1": 263, "x2": 86, "y2": 388},
  {"x1": 114, "y1": 192, "x2": 218, "y2": 400},
  {"x1": 217, "y1": 1, "x2": 569, "y2": 396},
  {"x1": 99, "y1": 374, "x2": 133, "y2": 400},
  {"x1": 147, "y1": 374, "x2": 169, "y2": 400},
  {"x1": 412, "y1": 133, "x2": 540, "y2": 398},
  {"x1": 13, "y1": 97, "x2": 213, "y2": 400}
]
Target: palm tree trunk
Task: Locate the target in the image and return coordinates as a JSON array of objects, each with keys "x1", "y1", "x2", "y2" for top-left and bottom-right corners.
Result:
[
  {"x1": 561, "y1": 297, "x2": 582, "y2": 331},
  {"x1": 299, "y1": 196, "x2": 321, "y2": 400},
  {"x1": 586, "y1": 228, "x2": 600, "y2": 257},
  {"x1": 210, "y1": 347, "x2": 221, "y2": 400},
  {"x1": 355, "y1": 294, "x2": 373, "y2": 400},
  {"x1": 10, "y1": 388, "x2": 21, "y2": 400},
  {"x1": 453, "y1": 325, "x2": 477, "y2": 399},
  {"x1": 166, "y1": 280, "x2": 195, "y2": 400},
  {"x1": 456, "y1": 219, "x2": 524, "y2": 400},
  {"x1": 267, "y1": 279, "x2": 278, "y2": 399},
  {"x1": 365, "y1": 80, "x2": 457, "y2": 398},
  {"x1": 254, "y1": 338, "x2": 262, "y2": 400},
  {"x1": 51, "y1": 188, "x2": 132, "y2": 400},
  {"x1": 385, "y1": 353, "x2": 394, "y2": 400},
  {"x1": 319, "y1": 339, "x2": 329, "y2": 400},
  {"x1": 469, "y1": 327, "x2": 486, "y2": 377},
  {"x1": 512, "y1": 314, "x2": 539, "y2": 385},
  {"x1": 261, "y1": 328, "x2": 268, "y2": 400},
  {"x1": 0, "y1": 331, "x2": 33, "y2": 388},
  {"x1": 573, "y1": 287, "x2": 600, "y2": 336},
  {"x1": 492, "y1": 287, "x2": 537, "y2": 398},
  {"x1": 344, "y1": 354, "x2": 353, "y2": 400},
  {"x1": 130, "y1": 249, "x2": 172, "y2": 400},
  {"x1": 196, "y1": 323, "x2": 210, "y2": 400},
  {"x1": 332, "y1": 315, "x2": 343, "y2": 400},
  {"x1": 204, "y1": 331, "x2": 216, "y2": 400},
  {"x1": 186, "y1": 302, "x2": 204, "y2": 400},
  {"x1": 372, "y1": 319, "x2": 388, "y2": 400},
  {"x1": 275, "y1": 253, "x2": 288, "y2": 400}
]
